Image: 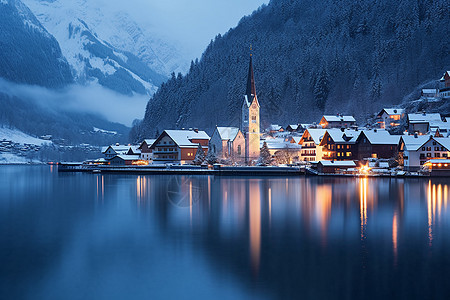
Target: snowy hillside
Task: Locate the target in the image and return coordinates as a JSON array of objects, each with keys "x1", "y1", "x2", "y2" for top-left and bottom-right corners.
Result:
[
  {"x1": 23, "y1": 0, "x2": 188, "y2": 95},
  {"x1": 0, "y1": 0, "x2": 73, "y2": 88},
  {"x1": 0, "y1": 127, "x2": 51, "y2": 145}
]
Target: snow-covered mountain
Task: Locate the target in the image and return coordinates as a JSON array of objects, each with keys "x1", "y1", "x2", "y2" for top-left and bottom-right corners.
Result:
[
  {"x1": 0, "y1": 0, "x2": 73, "y2": 88},
  {"x1": 23, "y1": 0, "x2": 189, "y2": 95}
]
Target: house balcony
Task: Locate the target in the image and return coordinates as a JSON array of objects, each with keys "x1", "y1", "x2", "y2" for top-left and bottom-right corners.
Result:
[
  {"x1": 301, "y1": 144, "x2": 316, "y2": 149},
  {"x1": 153, "y1": 149, "x2": 179, "y2": 154}
]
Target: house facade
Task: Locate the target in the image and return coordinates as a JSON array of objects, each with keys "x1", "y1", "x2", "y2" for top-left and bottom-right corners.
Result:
[
  {"x1": 102, "y1": 144, "x2": 138, "y2": 160},
  {"x1": 138, "y1": 139, "x2": 156, "y2": 161},
  {"x1": 298, "y1": 129, "x2": 326, "y2": 161},
  {"x1": 319, "y1": 129, "x2": 360, "y2": 161},
  {"x1": 377, "y1": 108, "x2": 404, "y2": 129},
  {"x1": 399, "y1": 135, "x2": 450, "y2": 171},
  {"x1": 150, "y1": 129, "x2": 210, "y2": 164},
  {"x1": 355, "y1": 130, "x2": 400, "y2": 161},
  {"x1": 209, "y1": 127, "x2": 246, "y2": 162}
]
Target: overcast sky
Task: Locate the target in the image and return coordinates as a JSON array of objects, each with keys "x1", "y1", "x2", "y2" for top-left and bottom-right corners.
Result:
[{"x1": 99, "y1": 0, "x2": 269, "y2": 60}]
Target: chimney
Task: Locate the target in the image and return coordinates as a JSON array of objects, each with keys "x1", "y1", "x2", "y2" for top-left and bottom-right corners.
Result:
[
  {"x1": 414, "y1": 133, "x2": 418, "y2": 138},
  {"x1": 394, "y1": 109, "x2": 397, "y2": 113},
  {"x1": 194, "y1": 128, "x2": 199, "y2": 133},
  {"x1": 374, "y1": 129, "x2": 377, "y2": 133},
  {"x1": 340, "y1": 128, "x2": 345, "y2": 132},
  {"x1": 116, "y1": 143, "x2": 120, "y2": 146},
  {"x1": 189, "y1": 128, "x2": 193, "y2": 131}
]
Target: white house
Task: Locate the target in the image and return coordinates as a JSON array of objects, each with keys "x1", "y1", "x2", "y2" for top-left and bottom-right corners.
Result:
[
  {"x1": 319, "y1": 115, "x2": 356, "y2": 129},
  {"x1": 407, "y1": 113, "x2": 443, "y2": 135},
  {"x1": 376, "y1": 108, "x2": 404, "y2": 129},
  {"x1": 209, "y1": 126, "x2": 246, "y2": 162},
  {"x1": 102, "y1": 144, "x2": 139, "y2": 160},
  {"x1": 399, "y1": 135, "x2": 450, "y2": 171},
  {"x1": 298, "y1": 128, "x2": 327, "y2": 161}
]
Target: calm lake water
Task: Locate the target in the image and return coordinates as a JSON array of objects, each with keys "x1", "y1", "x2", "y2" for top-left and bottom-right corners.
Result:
[{"x1": 1, "y1": 166, "x2": 450, "y2": 299}]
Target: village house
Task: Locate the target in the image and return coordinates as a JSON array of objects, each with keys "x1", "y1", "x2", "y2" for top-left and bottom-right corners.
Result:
[
  {"x1": 298, "y1": 128, "x2": 326, "y2": 162},
  {"x1": 421, "y1": 89, "x2": 438, "y2": 99},
  {"x1": 317, "y1": 160, "x2": 356, "y2": 174},
  {"x1": 138, "y1": 139, "x2": 156, "y2": 161},
  {"x1": 209, "y1": 127, "x2": 246, "y2": 162},
  {"x1": 150, "y1": 129, "x2": 209, "y2": 164},
  {"x1": 261, "y1": 137, "x2": 301, "y2": 164},
  {"x1": 407, "y1": 112, "x2": 444, "y2": 135},
  {"x1": 355, "y1": 130, "x2": 400, "y2": 161},
  {"x1": 109, "y1": 155, "x2": 142, "y2": 165},
  {"x1": 376, "y1": 108, "x2": 404, "y2": 129},
  {"x1": 438, "y1": 71, "x2": 450, "y2": 99},
  {"x1": 319, "y1": 128, "x2": 360, "y2": 161},
  {"x1": 102, "y1": 144, "x2": 140, "y2": 160},
  {"x1": 399, "y1": 135, "x2": 450, "y2": 171},
  {"x1": 319, "y1": 115, "x2": 356, "y2": 129}
]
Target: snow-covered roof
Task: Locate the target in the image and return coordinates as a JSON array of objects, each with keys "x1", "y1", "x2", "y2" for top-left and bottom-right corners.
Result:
[
  {"x1": 323, "y1": 128, "x2": 361, "y2": 144},
  {"x1": 143, "y1": 139, "x2": 156, "y2": 146},
  {"x1": 216, "y1": 127, "x2": 239, "y2": 141},
  {"x1": 321, "y1": 115, "x2": 356, "y2": 122},
  {"x1": 292, "y1": 137, "x2": 302, "y2": 144},
  {"x1": 128, "y1": 146, "x2": 141, "y2": 154},
  {"x1": 102, "y1": 145, "x2": 131, "y2": 154},
  {"x1": 318, "y1": 160, "x2": 356, "y2": 167},
  {"x1": 301, "y1": 129, "x2": 327, "y2": 145},
  {"x1": 440, "y1": 71, "x2": 450, "y2": 81},
  {"x1": 164, "y1": 130, "x2": 209, "y2": 147},
  {"x1": 426, "y1": 159, "x2": 450, "y2": 164},
  {"x1": 400, "y1": 135, "x2": 432, "y2": 151},
  {"x1": 261, "y1": 138, "x2": 301, "y2": 150},
  {"x1": 422, "y1": 89, "x2": 437, "y2": 94},
  {"x1": 268, "y1": 124, "x2": 283, "y2": 131},
  {"x1": 287, "y1": 125, "x2": 299, "y2": 130},
  {"x1": 360, "y1": 130, "x2": 401, "y2": 145},
  {"x1": 112, "y1": 155, "x2": 141, "y2": 161},
  {"x1": 408, "y1": 113, "x2": 442, "y2": 123},
  {"x1": 378, "y1": 108, "x2": 404, "y2": 116}
]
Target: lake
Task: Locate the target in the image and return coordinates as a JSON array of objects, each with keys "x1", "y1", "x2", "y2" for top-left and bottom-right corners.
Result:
[{"x1": 1, "y1": 166, "x2": 450, "y2": 299}]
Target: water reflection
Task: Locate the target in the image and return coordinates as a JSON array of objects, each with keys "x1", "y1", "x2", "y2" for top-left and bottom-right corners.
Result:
[{"x1": 3, "y1": 167, "x2": 450, "y2": 299}]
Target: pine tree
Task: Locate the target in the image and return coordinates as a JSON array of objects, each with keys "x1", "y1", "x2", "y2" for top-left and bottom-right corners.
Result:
[
  {"x1": 193, "y1": 144, "x2": 205, "y2": 165},
  {"x1": 205, "y1": 143, "x2": 218, "y2": 165},
  {"x1": 258, "y1": 141, "x2": 272, "y2": 165}
]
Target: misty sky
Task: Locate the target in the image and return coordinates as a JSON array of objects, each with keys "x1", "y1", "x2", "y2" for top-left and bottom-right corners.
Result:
[{"x1": 98, "y1": 0, "x2": 269, "y2": 59}]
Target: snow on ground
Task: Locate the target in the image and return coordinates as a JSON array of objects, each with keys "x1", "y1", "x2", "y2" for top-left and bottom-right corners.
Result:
[
  {"x1": 0, "y1": 153, "x2": 40, "y2": 164},
  {"x1": 0, "y1": 127, "x2": 51, "y2": 145},
  {"x1": 93, "y1": 127, "x2": 117, "y2": 135}
]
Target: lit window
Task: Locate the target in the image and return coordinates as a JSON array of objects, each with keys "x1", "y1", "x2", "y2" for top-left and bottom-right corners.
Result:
[{"x1": 346, "y1": 152, "x2": 351, "y2": 157}]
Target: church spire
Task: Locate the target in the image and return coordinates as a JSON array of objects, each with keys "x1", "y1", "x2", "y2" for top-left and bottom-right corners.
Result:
[{"x1": 245, "y1": 47, "x2": 256, "y2": 100}]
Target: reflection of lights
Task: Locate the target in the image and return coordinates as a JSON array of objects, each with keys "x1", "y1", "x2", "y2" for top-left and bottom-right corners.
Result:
[
  {"x1": 427, "y1": 180, "x2": 433, "y2": 246},
  {"x1": 393, "y1": 212, "x2": 398, "y2": 266},
  {"x1": 359, "y1": 178, "x2": 368, "y2": 240},
  {"x1": 268, "y1": 187, "x2": 272, "y2": 225},
  {"x1": 316, "y1": 185, "x2": 332, "y2": 239},
  {"x1": 249, "y1": 181, "x2": 261, "y2": 274},
  {"x1": 190, "y1": 181, "x2": 193, "y2": 224}
]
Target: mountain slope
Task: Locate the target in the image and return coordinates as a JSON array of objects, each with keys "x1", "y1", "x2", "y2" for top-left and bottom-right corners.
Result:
[
  {"x1": 133, "y1": 0, "x2": 449, "y2": 140},
  {"x1": 23, "y1": 0, "x2": 188, "y2": 95},
  {"x1": 0, "y1": 0, "x2": 73, "y2": 88}
]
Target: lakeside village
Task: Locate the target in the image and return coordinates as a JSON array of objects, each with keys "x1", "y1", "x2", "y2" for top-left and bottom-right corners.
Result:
[{"x1": 64, "y1": 59, "x2": 450, "y2": 177}]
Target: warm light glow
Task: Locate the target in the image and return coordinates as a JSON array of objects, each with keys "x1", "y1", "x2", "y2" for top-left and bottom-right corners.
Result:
[
  {"x1": 359, "y1": 164, "x2": 371, "y2": 175},
  {"x1": 132, "y1": 160, "x2": 149, "y2": 165},
  {"x1": 360, "y1": 178, "x2": 368, "y2": 240},
  {"x1": 249, "y1": 180, "x2": 261, "y2": 274},
  {"x1": 316, "y1": 185, "x2": 332, "y2": 240},
  {"x1": 393, "y1": 212, "x2": 398, "y2": 265}
]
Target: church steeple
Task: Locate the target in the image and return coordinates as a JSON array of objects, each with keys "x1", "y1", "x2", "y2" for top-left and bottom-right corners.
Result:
[{"x1": 245, "y1": 52, "x2": 256, "y2": 101}]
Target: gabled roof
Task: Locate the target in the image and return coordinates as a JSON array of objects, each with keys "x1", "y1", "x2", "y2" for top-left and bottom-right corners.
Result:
[
  {"x1": 268, "y1": 124, "x2": 283, "y2": 131},
  {"x1": 378, "y1": 108, "x2": 404, "y2": 116},
  {"x1": 111, "y1": 155, "x2": 141, "y2": 161},
  {"x1": 440, "y1": 71, "x2": 450, "y2": 81},
  {"x1": 216, "y1": 127, "x2": 240, "y2": 141},
  {"x1": 407, "y1": 113, "x2": 442, "y2": 123},
  {"x1": 359, "y1": 130, "x2": 401, "y2": 145},
  {"x1": 320, "y1": 129, "x2": 361, "y2": 145},
  {"x1": 102, "y1": 145, "x2": 131, "y2": 154},
  {"x1": 261, "y1": 138, "x2": 301, "y2": 150},
  {"x1": 300, "y1": 128, "x2": 327, "y2": 145},
  {"x1": 321, "y1": 115, "x2": 356, "y2": 123},
  {"x1": 153, "y1": 130, "x2": 210, "y2": 148},
  {"x1": 287, "y1": 125, "x2": 299, "y2": 130},
  {"x1": 400, "y1": 135, "x2": 432, "y2": 151},
  {"x1": 318, "y1": 160, "x2": 356, "y2": 167}
]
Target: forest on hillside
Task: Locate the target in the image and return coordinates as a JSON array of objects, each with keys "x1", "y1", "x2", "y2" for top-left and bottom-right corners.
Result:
[{"x1": 132, "y1": 0, "x2": 449, "y2": 141}]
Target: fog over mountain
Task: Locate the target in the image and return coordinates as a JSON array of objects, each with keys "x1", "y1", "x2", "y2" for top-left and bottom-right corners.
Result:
[{"x1": 132, "y1": 0, "x2": 449, "y2": 141}]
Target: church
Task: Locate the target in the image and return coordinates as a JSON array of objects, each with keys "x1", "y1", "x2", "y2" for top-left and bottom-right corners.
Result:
[
  {"x1": 209, "y1": 53, "x2": 261, "y2": 164},
  {"x1": 241, "y1": 53, "x2": 261, "y2": 163}
]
